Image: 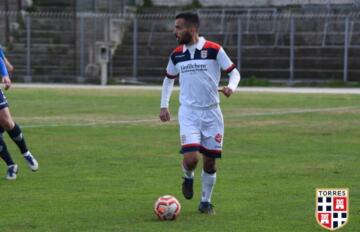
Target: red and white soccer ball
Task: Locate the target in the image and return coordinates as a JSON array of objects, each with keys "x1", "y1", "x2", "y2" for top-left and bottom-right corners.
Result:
[{"x1": 154, "y1": 195, "x2": 181, "y2": 220}]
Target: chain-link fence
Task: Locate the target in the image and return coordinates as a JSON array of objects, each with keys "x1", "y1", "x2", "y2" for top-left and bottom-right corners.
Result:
[{"x1": 1, "y1": 11, "x2": 360, "y2": 84}]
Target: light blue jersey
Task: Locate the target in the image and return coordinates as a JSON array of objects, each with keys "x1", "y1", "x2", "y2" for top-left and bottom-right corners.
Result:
[
  {"x1": 0, "y1": 46, "x2": 4, "y2": 59},
  {"x1": 0, "y1": 45, "x2": 8, "y2": 77},
  {"x1": 0, "y1": 56, "x2": 9, "y2": 78},
  {"x1": 0, "y1": 56, "x2": 9, "y2": 109}
]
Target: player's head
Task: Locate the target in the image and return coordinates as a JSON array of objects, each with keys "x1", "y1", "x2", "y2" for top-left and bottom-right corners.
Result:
[{"x1": 174, "y1": 12, "x2": 200, "y2": 45}]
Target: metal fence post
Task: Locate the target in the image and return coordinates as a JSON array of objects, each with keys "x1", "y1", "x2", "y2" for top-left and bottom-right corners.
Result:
[
  {"x1": 343, "y1": 16, "x2": 349, "y2": 82},
  {"x1": 220, "y1": 8, "x2": 225, "y2": 34},
  {"x1": 246, "y1": 9, "x2": 250, "y2": 33},
  {"x1": 5, "y1": 0, "x2": 10, "y2": 44},
  {"x1": 289, "y1": 16, "x2": 295, "y2": 84},
  {"x1": 133, "y1": 16, "x2": 138, "y2": 79},
  {"x1": 25, "y1": 14, "x2": 32, "y2": 83},
  {"x1": 105, "y1": 7, "x2": 113, "y2": 82},
  {"x1": 237, "y1": 17, "x2": 242, "y2": 71},
  {"x1": 108, "y1": 0, "x2": 112, "y2": 13},
  {"x1": 79, "y1": 15, "x2": 85, "y2": 82}
]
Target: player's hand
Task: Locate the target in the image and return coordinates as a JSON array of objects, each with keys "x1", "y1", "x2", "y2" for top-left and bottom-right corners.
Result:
[
  {"x1": 159, "y1": 108, "x2": 171, "y2": 122},
  {"x1": 218, "y1": 86, "x2": 233, "y2": 98},
  {"x1": 2, "y1": 76, "x2": 11, "y2": 90}
]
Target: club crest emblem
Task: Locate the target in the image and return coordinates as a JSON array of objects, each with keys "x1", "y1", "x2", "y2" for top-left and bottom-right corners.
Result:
[
  {"x1": 316, "y1": 188, "x2": 349, "y2": 231},
  {"x1": 214, "y1": 133, "x2": 222, "y2": 143},
  {"x1": 201, "y1": 50, "x2": 207, "y2": 59}
]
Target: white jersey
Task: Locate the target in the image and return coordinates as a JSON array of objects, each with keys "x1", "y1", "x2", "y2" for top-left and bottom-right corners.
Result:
[{"x1": 166, "y1": 36, "x2": 235, "y2": 108}]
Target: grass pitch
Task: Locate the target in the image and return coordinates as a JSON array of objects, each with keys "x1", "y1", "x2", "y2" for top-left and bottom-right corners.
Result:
[{"x1": 0, "y1": 87, "x2": 359, "y2": 231}]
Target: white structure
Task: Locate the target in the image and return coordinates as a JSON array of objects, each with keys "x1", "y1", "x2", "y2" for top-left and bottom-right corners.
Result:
[{"x1": 96, "y1": 42, "x2": 110, "y2": 85}]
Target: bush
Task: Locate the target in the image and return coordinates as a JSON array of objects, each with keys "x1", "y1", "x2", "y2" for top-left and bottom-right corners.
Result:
[
  {"x1": 142, "y1": 0, "x2": 153, "y2": 7},
  {"x1": 182, "y1": 0, "x2": 202, "y2": 11},
  {"x1": 240, "y1": 76, "x2": 271, "y2": 86}
]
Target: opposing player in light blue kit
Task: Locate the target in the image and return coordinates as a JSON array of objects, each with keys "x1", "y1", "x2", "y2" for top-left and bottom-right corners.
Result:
[
  {"x1": 159, "y1": 12, "x2": 240, "y2": 214},
  {"x1": 0, "y1": 46, "x2": 38, "y2": 180}
]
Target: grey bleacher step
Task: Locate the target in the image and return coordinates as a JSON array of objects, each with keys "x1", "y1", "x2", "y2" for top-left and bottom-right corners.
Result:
[
  {"x1": 34, "y1": 7, "x2": 75, "y2": 12},
  {"x1": 10, "y1": 43, "x2": 75, "y2": 53},
  {"x1": 18, "y1": 30, "x2": 75, "y2": 39},
  {"x1": 26, "y1": 23, "x2": 75, "y2": 31}
]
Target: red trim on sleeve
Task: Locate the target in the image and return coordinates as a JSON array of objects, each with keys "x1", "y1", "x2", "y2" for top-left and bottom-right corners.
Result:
[
  {"x1": 225, "y1": 63, "x2": 236, "y2": 73},
  {"x1": 203, "y1": 41, "x2": 221, "y2": 51},
  {"x1": 172, "y1": 45, "x2": 183, "y2": 54},
  {"x1": 165, "y1": 72, "x2": 178, "y2": 79}
]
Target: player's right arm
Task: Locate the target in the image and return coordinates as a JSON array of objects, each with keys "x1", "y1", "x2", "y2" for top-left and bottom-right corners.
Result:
[
  {"x1": 0, "y1": 47, "x2": 13, "y2": 73},
  {"x1": 4, "y1": 58, "x2": 14, "y2": 73},
  {"x1": 159, "y1": 77, "x2": 174, "y2": 122},
  {"x1": 0, "y1": 57, "x2": 11, "y2": 90},
  {"x1": 159, "y1": 56, "x2": 178, "y2": 122}
]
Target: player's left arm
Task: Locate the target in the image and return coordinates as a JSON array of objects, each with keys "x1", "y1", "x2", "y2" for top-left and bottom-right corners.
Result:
[{"x1": 216, "y1": 47, "x2": 241, "y2": 98}]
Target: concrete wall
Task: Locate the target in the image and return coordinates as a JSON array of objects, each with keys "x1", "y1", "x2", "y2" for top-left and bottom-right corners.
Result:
[{"x1": 151, "y1": 0, "x2": 356, "y2": 7}]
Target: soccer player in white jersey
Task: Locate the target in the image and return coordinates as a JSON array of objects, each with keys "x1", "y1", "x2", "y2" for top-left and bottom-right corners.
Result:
[
  {"x1": 0, "y1": 47, "x2": 38, "y2": 180},
  {"x1": 159, "y1": 12, "x2": 240, "y2": 214}
]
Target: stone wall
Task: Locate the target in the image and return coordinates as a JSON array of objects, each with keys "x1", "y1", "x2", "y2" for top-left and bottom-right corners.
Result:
[{"x1": 151, "y1": 0, "x2": 355, "y2": 7}]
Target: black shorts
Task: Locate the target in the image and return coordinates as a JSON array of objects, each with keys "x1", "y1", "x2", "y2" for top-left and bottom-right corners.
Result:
[{"x1": 0, "y1": 89, "x2": 9, "y2": 109}]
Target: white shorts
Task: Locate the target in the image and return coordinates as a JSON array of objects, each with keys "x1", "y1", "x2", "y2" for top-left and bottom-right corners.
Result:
[{"x1": 178, "y1": 105, "x2": 224, "y2": 158}]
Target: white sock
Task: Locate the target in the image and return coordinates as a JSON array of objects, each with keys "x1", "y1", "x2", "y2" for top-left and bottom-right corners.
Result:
[
  {"x1": 182, "y1": 164, "x2": 194, "y2": 179},
  {"x1": 201, "y1": 170, "x2": 216, "y2": 203},
  {"x1": 23, "y1": 151, "x2": 31, "y2": 156}
]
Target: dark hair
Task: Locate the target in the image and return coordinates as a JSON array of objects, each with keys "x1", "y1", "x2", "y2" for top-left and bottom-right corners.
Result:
[{"x1": 175, "y1": 12, "x2": 200, "y2": 29}]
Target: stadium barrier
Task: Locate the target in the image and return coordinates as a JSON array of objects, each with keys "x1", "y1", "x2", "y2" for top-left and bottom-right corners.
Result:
[{"x1": 0, "y1": 11, "x2": 360, "y2": 84}]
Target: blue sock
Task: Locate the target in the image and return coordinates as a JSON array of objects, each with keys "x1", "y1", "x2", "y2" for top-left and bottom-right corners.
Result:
[
  {"x1": 0, "y1": 135, "x2": 15, "y2": 166},
  {"x1": 7, "y1": 123, "x2": 28, "y2": 154}
]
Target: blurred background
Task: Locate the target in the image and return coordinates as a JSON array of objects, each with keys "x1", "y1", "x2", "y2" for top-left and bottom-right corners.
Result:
[{"x1": 0, "y1": 0, "x2": 360, "y2": 85}]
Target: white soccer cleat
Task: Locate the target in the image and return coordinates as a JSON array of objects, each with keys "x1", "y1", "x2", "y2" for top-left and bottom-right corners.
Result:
[
  {"x1": 24, "y1": 153, "x2": 39, "y2": 171},
  {"x1": 6, "y1": 164, "x2": 18, "y2": 180}
]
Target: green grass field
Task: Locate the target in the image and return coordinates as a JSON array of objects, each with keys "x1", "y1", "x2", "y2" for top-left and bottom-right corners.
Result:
[{"x1": 0, "y1": 87, "x2": 359, "y2": 231}]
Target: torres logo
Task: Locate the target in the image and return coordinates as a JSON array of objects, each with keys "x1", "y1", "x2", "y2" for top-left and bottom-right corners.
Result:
[{"x1": 316, "y1": 188, "x2": 349, "y2": 231}]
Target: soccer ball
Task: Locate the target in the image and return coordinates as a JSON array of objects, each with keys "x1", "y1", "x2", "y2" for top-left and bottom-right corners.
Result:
[{"x1": 154, "y1": 195, "x2": 181, "y2": 220}]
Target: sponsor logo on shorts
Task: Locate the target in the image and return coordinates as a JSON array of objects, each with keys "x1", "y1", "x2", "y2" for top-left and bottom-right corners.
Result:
[{"x1": 214, "y1": 133, "x2": 222, "y2": 143}]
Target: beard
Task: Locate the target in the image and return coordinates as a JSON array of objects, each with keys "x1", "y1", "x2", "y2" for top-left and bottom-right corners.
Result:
[{"x1": 177, "y1": 31, "x2": 192, "y2": 45}]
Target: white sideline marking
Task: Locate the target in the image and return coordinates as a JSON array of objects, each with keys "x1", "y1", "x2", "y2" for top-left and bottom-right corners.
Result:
[
  {"x1": 11, "y1": 84, "x2": 360, "y2": 94},
  {"x1": 21, "y1": 106, "x2": 359, "y2": 129},
  {"x1": 229, "y1": 106, "x2": 360, "y2": 117},
  {"x1": 22, "y1": 118, "x2": 161, "y2": 128}
]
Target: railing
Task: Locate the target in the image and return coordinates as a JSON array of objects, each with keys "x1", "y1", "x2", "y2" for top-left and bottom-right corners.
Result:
[
  {"x1": 1, "y1": 11, "x2": 360, "y2": 84},
  {"x1": 197, "y1": 8, "x2": 278, "y2": 34},
  {"x1": 114, "y1": 13, "x2": 360, "y2": 83}
]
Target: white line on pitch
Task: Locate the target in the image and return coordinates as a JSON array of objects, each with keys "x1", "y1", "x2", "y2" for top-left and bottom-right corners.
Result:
[
  {"x1": 12, "y1": 84, "x2": 360, "y2": 94},
  {"x1": 228, "y1": 106, "x2": 360, "y2": 118},
  {"x1": 20, "y1": 106, "x2": 359, "y2": 129},
  {"x1": 21, "y1": 118, "x2": 161, "y2": 128}
]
